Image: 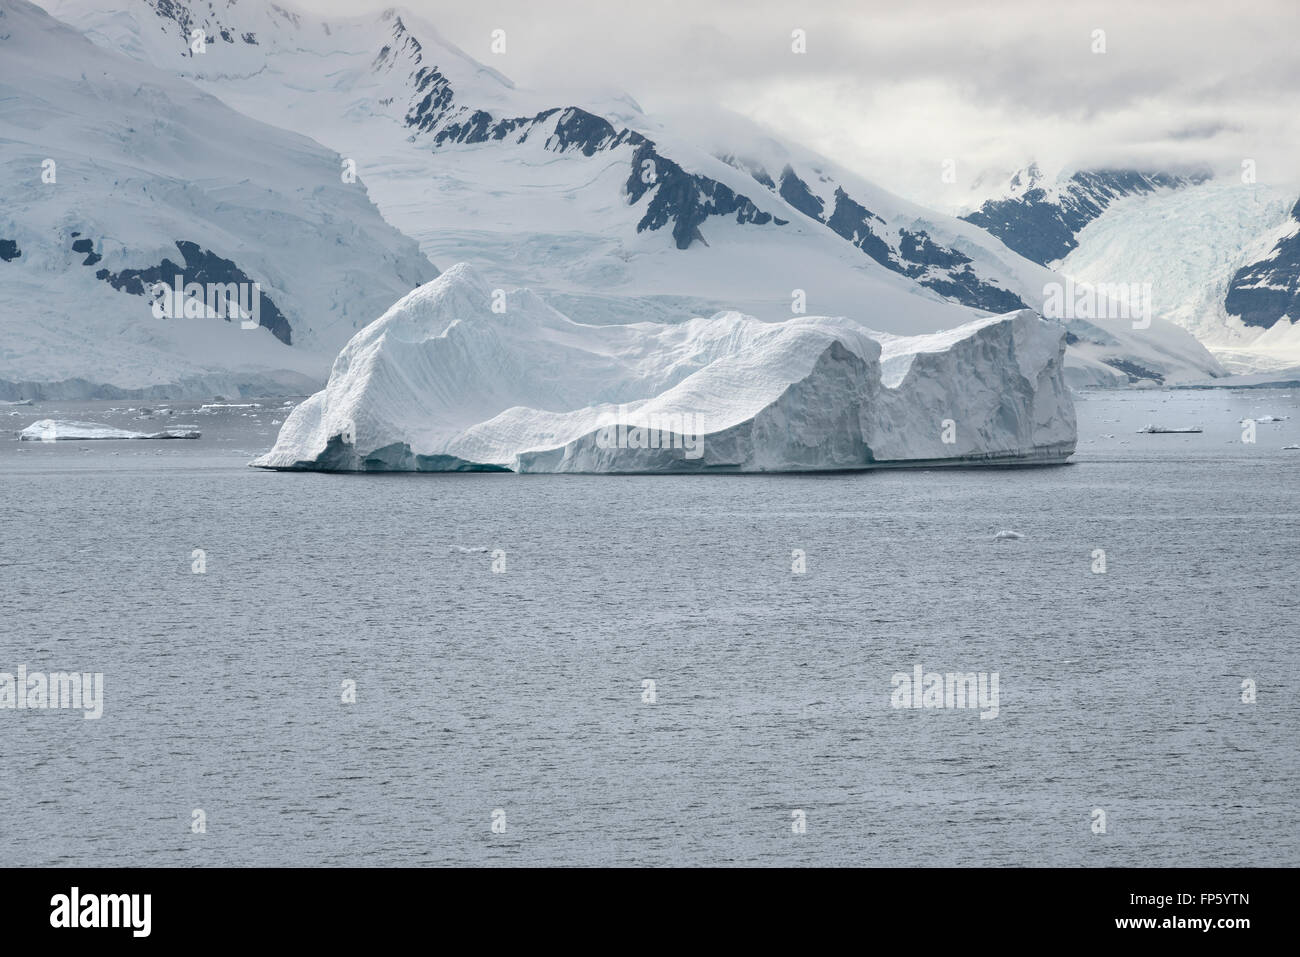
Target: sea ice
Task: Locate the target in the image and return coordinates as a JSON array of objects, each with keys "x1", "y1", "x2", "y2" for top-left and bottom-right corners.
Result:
[{"x1": 19, "y1": 420, "x2": 200, "y2": 441}]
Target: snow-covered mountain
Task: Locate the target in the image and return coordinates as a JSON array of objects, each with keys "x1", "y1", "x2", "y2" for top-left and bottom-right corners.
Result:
[
  {"x1": 50, "y1": 0, "x2": 1024, "y2": 325},
  {"x1": 960, "y1": 163, "x2": 1209, "y2": 267},
  {"x1": 1226, "y1": 197, "x2": 1300, "y2": 331},
  {"x1": 1050, "y1": 178, "x2": 1300, "y2": 373},
  {"x1": 0, "y1": 0, "x2": 437, "y2": 398},
  {"x1": 254, "y1": 263, "x2": 1076, "y2": 473},
  {"x1": 43, "y1": 0, "x2": 1224, "y2": 390}
]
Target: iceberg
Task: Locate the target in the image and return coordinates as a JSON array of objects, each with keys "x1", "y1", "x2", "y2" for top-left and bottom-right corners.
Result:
[
  {"x1": 253, "y1": 264, "x2": 1076, "y2": 474},
  {"x1": 1137, "y1": 424, "x2": 1203, "y2": 434},
  {"x1": 20, "y1": 419, "x2": 200, "y2": 441}
]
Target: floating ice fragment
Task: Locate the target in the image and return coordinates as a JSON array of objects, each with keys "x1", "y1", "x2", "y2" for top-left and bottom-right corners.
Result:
[{"x1": 19, "y1": 419, "x2": 200, "y2": 441}]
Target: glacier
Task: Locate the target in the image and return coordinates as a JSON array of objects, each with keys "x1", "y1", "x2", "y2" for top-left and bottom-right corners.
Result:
[
  {"x1": 0, "y1": 0, "x2": 437, "y2": 399},
  {"x1": 1058, "y1": 179, "x2": 1300, "y2": 374},
  {"x1": 253, "y1": 264, "x2": 1076, "y2": 474},
  {"x1": 47, "y1": 0, "x2": 1223, "y2": 391}
]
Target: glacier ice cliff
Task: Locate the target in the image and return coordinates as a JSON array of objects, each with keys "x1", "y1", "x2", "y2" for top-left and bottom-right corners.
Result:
[{"x1": 253, "y1": 264, "x2": 1076, "y2": 473}]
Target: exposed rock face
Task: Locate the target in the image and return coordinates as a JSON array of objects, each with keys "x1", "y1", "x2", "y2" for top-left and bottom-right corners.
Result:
[
  {"x1": 962, "y1": 165, "x2": 1203, "y2": 266},
  {"x1": 1225, "y1": 197, "x2": 1300, "y2": 329}
]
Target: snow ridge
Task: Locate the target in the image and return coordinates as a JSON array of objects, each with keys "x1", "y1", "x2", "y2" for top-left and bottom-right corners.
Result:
[{"x1": 962, "y1": 163, "x2": 1206, "y2": 266}]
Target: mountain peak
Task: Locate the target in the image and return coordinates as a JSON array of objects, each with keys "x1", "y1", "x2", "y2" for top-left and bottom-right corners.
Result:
[
  {"x1": 1007, "y1": 162, "x2": 1047, "y2": 194},
  {"x1": 962, "y1": 164, "x2": 1204, "y2": 265}
]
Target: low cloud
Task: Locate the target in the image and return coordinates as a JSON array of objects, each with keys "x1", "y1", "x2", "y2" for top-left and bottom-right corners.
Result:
[{"x1": 298, "y1": 0, "x2": 1300, "y2": 206}]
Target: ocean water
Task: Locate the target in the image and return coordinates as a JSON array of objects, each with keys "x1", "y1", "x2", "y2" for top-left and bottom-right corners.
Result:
[{"x1": 0, "y1": 389, "x2": 1296, "y2": 866}]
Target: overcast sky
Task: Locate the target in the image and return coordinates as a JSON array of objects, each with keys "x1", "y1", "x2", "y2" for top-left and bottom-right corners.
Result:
[{"x1": 297, "y1": 0, "x2": 1300, "y2": 208}]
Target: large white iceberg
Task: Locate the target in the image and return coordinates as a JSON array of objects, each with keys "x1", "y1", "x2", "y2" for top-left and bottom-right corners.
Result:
[{"x1": 253, "y1": 264, "x2": 1076, "y2": 473}]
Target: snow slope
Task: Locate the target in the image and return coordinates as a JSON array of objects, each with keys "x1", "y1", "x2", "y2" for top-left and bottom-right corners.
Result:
[
  {"x1": 46, "y1": 0, "x2": 995, "y2": 329},
  {"x1": 1224, "y1": 196, "x2": 1300, "y2": 351},
  {"x1": 253, "y1": 263, "x2": 1076, "y2": 473},
  {"x1": 47, "y1": 0, "x2": 1222, "y2": 388},
  {"x1": 1058, "y1": 180, "x2": 1300, "y2": 373},
  {"x1": 0, "y1": 0, "x2": 437, "y2": 398},
  {"x1": 961, "y1": 163, "x2": 1208, "y2": 267},
  {"x1": 705, "y1": 138, "x2": 1223, "y2": 388}
]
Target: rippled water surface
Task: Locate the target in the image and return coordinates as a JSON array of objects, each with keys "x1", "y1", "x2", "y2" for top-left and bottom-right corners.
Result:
[{"x1": 1, "y1": 389, "x2": 1297, "y2": 865}]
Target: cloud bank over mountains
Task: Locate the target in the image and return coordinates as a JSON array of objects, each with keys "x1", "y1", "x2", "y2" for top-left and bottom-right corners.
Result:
[{"x1": 296, "y1": 0, "x2": 1300, "y2": 208}]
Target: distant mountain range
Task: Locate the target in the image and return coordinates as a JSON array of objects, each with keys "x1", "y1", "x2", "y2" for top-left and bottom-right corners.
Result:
[{"x1": 7, "y1": 0, "x2": 1270, "y2": 397}]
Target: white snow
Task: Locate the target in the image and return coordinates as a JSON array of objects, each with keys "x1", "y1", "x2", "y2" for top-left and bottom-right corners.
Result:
[
  {"x1": 0, "y1": 0, "x2": 436, "y2": 395},
  {"x1": 253, "y1": 263, "x2": 1076, "y2": 473},
  {"x1": 46, "y1": 0, "x2": 1220, "y2": 391},
  {"x1": 1177, "y1": 366, "x2": 1300, "y2": 389},
  {"x1": 19, "y1": 419, "x2": 200, "y2": 440},
  {"x1": 1059, "y1": 179, "x2": 1300, "y2": 372}
]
